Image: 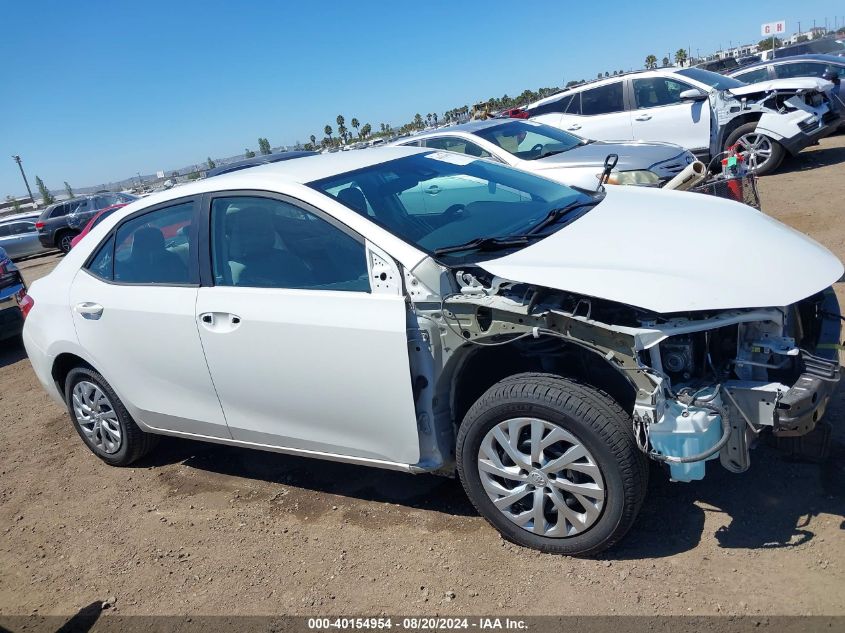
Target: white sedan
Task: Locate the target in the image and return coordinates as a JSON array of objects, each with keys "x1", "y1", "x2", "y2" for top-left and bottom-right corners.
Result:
[
  {"x1": 392, "y1": 119, "x2": 695, "y2": 189},
  {"x1": 23, "y1": 147, "x2": 842, "y2": 555}
]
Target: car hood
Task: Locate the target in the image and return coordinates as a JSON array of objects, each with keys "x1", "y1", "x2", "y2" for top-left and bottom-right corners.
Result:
[
  {"x1": 478, "y1": 186, "x2": 843, "y2": 313},
  {"x1": 530, "y1": 140, "x2": 689, "y2": 171},
  {"x1": 727, "y1": 77, "x2": 832, "y2": 96}
]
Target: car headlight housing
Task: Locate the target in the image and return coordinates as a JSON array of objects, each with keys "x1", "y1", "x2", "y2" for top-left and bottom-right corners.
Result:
[{"x1": 604, "y1": 170, "x2": 660, "y2": 186}]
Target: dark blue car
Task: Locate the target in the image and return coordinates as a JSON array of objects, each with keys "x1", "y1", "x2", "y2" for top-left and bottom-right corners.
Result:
[{"x1": 0, "y1": 246, "x2": 27, "y2": 341}]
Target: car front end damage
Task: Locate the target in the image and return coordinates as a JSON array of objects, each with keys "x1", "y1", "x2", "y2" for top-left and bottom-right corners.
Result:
[
  {"x1": 407, "y1": 264, "x2": 842, "y2": 482},
  {"x1": 711, "y1": 78, "x2": 841, "y2": 159}
]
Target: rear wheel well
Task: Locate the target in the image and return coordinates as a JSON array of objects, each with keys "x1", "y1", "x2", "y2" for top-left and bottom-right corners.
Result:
[
  {"x1": 51, "y1": 353, "x2": 95, "y2": 395},
  {"x1": 449, "y1": 340, "x2": 636, "y2": 430}
]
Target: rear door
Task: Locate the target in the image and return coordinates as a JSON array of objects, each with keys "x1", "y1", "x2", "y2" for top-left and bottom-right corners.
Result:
[
  {"x1": 0, "y1": 221, "x2": 40, "y2": 258},
  {"x1": 629, "y1": 76, "x2": 711, "y2": 152},
  {"x1": 558, "y1": 81, "x2": 633, "y2": 140},
  {"x1": 69, "y1": 197, "x2": 229, "y2": 438},
  {"x1": 194, "y1": 192, "x2": 420, "y2": 465}
]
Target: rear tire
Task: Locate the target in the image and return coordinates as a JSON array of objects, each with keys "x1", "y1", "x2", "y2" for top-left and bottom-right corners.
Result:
[
  {"x1": 57, "y1": 231, "x2": 78, "y2": 254},
  {"x1": 456, "y1": 373, "x2": 647, "y2": 556},
  {"x1": 724, "y1": 123, "x2": 784, "y2": 176},
  {"x1": 64, "y1": 367, "x2": 158, "y2": 466}
]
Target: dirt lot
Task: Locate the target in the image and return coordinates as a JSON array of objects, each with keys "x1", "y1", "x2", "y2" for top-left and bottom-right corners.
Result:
[{"x1": 1, "y1": 137, "x2": 845, "y2": 618}]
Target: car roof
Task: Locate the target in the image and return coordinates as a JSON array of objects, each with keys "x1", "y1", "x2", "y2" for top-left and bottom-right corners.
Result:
[
  {"x1": 0, "y1": 212, "x2": 39, "y2": 223},
  {"x1": 205, "y1": 150, "x2": 317, "y2": 177},
  {"x1": 111, "y1": 146, "x2": 431, "y2": 210},
  {"x1": 527, "y1": 68, "x2": 686, "y2": 108},
  {"x1": 397, "y1": 119, "x2": 513, "y2": 140},
  {"x1": 730, "y1": 53, "x2": 845, "y2": 74}
]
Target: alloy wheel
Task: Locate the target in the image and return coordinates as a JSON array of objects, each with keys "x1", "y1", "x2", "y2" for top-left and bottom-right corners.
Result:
[
  {"x1": 59, "y1": 234, "x2": 74, "y2": 253},
  {"x1": 735, "y1": 133, "x2": 773, "y2": 172},
  {"x1": 72, "y1": 381, "x2": 121, "y2": 454},
  {"x1": 477, "y1": 417, "x2": 605, "y2": 538}
]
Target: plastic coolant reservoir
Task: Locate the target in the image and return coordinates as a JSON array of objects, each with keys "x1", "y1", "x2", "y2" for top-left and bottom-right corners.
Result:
[{"x1": 648, "y1": 390, "x2": 723, "y2": 482}]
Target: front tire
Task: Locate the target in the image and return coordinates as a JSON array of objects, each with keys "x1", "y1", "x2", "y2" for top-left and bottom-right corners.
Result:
[
  {"x1": 64, "y1": 367, "x2": 158, "y2": 466},
  {"x1": 456, "y1": 373, "x2": 647, "y2": 556},
  {"x1": 724, "y1": 123, "x2": 784, "y2": 176}
]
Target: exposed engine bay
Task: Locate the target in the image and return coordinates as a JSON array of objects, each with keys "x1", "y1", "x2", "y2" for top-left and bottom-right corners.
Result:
[{"x1": 405, "y1": 264, "x2": 842, "y2": 482}]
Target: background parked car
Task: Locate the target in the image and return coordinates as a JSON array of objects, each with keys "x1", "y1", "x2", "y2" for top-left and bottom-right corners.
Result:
[
  {"x1": 393, "y1": 119, "x2": 695, "y2": 188},
  {"x1": 0, "y1": 246, "x2": 27, "y2": 342},
  {"x1": 521, "y1": 68, "x2": 840, "y2": 175},
  {"x1": 0, "y1": 212, "x2": 50, "y2": 260},
  {"x1": 70, "y1": 204, "x2": 128, "y2": 249},
  {"x1": 36, "y1": 193, "x2": 138, "y2": 253}
]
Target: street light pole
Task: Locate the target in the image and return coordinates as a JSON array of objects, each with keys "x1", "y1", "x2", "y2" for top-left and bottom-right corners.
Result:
[{"x1": 11, "y1": 155, "x2": 35, "y2": 206}]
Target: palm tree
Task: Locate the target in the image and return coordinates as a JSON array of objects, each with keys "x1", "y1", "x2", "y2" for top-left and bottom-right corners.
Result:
[
  {"x1": 674, "y1": 48, "x2": 688, "y2": 65},
  {"x1": 310, "y1": 135, "x2": 316, "y2": 146},
  {"x1": 662, "y1": 56, "x2": 670, "y2": 67},
  {"x1": 432, "y1": 113, "x2": 438, "y2": 126},
  {"x1": 351, "y1": 118, "x2": 360, "y2": 138},
  {"x1": 645, "y1": 54, "x2": 657, "y2": 69},
  {"x1": 414, "y1": 113, "x2": 423, "y2": 129},
  {"x1": 361, "y1": 123, "x2": 371, "y2": 139},
  {"x1": 324, "y1": 125, "x2": 333, "y2": 143}
]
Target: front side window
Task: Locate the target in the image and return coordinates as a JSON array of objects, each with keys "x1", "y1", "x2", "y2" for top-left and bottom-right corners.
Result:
[
  {"x1": 733, "y1": 67, "x2": 770, "y2": 83},
  {"x1": 423, "y1": 137, "x2": 492, "y2": 158},
  {"x1": 210, "y1": 196, "x2": 369, "y2": 292},
  {"x1": 633, "y1": 77, "x2": 694, "y2": 108},
  {"x1": 311, "y1": 152, "x2": 595, "y2": 263},
  {"x1": 113, "y1": 201, "x2": 193, "y2": 284},
  {"x1": 9, "y1": 222, "x2": 35, "y2": 235},
  {"x1": 474, "y1": 120, "x2": 583, "y2": 160},
  {"x1": 580, "y1": 82, "x2": 625, "y2": 115}
]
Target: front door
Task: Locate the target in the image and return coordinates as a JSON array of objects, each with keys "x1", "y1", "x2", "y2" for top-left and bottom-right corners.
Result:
[
  {"x1": 69, "y1": 198, "x2": 229, "y2": 438},
  {"x1": 629, "y1": 76, "x2": 711, "y2": 152},
  {"x1": 195, "y1": 193, "x2": 420, "y2": 465}
]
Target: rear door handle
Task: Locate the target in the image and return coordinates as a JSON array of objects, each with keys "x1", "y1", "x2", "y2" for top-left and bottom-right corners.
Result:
[
  {"x1": 635, "y1": 114, "x2": 652, "y2": 121},
  {"x1": 75, "y1": 302, "x2": 104, "y2": 320},
  {"x1": 425, "y1": 185, "x2": 441, "y2": 194},
  {"x1": 199, "y1": 312, "x2": 241, "y2": 331}
]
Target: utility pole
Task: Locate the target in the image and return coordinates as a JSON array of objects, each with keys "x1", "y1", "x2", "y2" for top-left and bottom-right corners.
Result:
[{"x1": 11, "y1": 155, "x2": 35, "y2": 206}]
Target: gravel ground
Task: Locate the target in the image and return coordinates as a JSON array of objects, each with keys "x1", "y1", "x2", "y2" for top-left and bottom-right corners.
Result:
[{"x1": 1, "y1": 136, "x2": 844, "y2": 617}]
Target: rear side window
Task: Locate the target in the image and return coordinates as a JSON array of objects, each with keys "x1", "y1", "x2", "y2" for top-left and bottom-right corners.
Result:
[
  {"x1": 734, "y1": 67, "x2": 770, "y2": 83},
  {"x1": 775, "y1": 62, "x2": 830, "y2": 79},
  {"x1": 580, "y1": 82, "x2": 624, "y2": 115},
  {"x1": 423, "y1": 137, "x2": 492, "y2": 158},
  {"x1": 87, "y1": 235, "x2": 115, "y2": 280},
  {"x1": 50, "y1": 204, "x2": 68, "y2": 218},
  {"x1": 113, "y1": 202, "x2": 194, "y2": 284},
  {"x1": 0, "y1": 225, "x2": 9, "y2": 237},
  {"x1": 529, "y1": 93, "x2": 573, "y2": 117}
]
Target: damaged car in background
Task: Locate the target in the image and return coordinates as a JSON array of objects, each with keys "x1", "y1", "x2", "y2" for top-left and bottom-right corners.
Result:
[
  {"x1": 520, "y1": 68, "x2": 841, "y2": 175},
  {"x1": 21, "y1": 147, "x2": 843, "y2": 556}
]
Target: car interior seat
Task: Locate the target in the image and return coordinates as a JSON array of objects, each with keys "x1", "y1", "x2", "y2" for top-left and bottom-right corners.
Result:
[{"x1": 120, "y1": 226, "x2": 186, "y2": 283}]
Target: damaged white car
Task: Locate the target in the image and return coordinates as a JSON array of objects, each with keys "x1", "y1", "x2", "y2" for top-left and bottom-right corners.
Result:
[
  {"x1": 523, "y1": 67, "x2": 841, "y2": 175},
  {"x1": 22, "y1": 148, "x2": 843, "y2": 555}
]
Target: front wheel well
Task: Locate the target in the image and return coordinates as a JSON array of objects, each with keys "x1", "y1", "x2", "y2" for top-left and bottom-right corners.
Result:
[
  {"x1": 51, "y1": 353, "x2": 95, "y2": 395},
  {"x1": 448, "y1": 339, "x2": 637, "y2": 430},
  {"x1": 719, "y1": 113, "x2": 763, "y2": 151}
]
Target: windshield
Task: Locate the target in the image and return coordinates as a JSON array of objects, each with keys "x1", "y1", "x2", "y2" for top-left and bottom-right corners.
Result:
[
  {"x1": 474, "y1": 120, "x2": 584, "y2": 160},
  {"x1": 310, "y1": 152, "x2": 596, "y2": 263},
  {"x1": 675, "y1": 68, "x2": 746, "y2": 90}
]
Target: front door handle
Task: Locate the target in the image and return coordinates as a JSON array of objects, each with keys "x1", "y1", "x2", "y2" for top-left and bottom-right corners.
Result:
[
  {"x1": 566, "y1": 124, "x2": 582, "y2": 130},
  {"x1": 425, "y1": 185, "x2": 441, "y2": 195},
  {"x1": 75, "y1": 302, "x2": 104, "y2": 320},
  {"x1": 199, "y1": 312, "x2": 241, "y2": 332},
  {"x1": 635, "y1": 114, "x2": 652, "y2": 121}
]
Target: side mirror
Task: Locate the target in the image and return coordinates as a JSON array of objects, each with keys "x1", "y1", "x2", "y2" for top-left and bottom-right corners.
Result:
[{"x1": 679, "y1": 88, "x2": 708, "y2": 101}]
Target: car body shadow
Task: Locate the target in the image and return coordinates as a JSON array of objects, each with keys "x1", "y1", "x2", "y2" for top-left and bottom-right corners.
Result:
[
  {"x1": 778, "y1": 144, "x2": 845, "y2": 174},
  {"x1": 0, "y1": 336, "x2": 26, "y2": 369}
]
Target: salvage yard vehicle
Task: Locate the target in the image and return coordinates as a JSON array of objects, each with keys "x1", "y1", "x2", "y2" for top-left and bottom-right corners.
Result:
[
  {"x1": 0, "y1": 212, "x2": 49, "y2": 260},
  {"x1": 391, "y1": 119, "x2": 695, "y2": 188},
  {"x1": 36, "y1": 193, "x2": 138, "y2": 254},
  {"x1": 22, "y1": 148, "x2": 843, "y2": 555},
  {"x1": 0, "y1": 246, "x2": 29, "y2": 341},
  {"x1": 521, "y1": 68, "x2": 841, "y2": 175}
]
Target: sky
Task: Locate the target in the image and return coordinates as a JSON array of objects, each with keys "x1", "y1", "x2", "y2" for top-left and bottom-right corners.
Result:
[{"x1": 1, "y1": 0, "x2": 843, "y2": 197}]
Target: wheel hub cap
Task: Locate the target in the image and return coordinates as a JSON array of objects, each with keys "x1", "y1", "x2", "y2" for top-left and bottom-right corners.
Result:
[
  {"x1": 72, "y1": 381, "x2": 121, "y2": 454},
  {"x1": 477, "y1": 417, "x2": 605, "y2": 538}
]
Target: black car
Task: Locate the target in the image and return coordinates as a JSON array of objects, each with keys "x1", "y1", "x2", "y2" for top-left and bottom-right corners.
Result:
[
  {"x1": 205, "y1": 150, "x2": 316, "y2": 177},
  {"x1": 35, "y1": 192, "x2": 138, "y2": 253},
  {"x1": 0, "y1": 246, "x2": 27, "y2": 341}
]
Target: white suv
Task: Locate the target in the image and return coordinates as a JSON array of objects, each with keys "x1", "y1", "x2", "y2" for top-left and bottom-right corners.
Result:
[
  {"x1": 525, "y1": 67, "x2": 840, "y2": 174},
  {"x1": 22, "y1": 148, "x2": 842, "y2": 555}
]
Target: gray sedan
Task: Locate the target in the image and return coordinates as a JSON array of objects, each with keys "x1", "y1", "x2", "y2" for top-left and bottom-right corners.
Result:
[
  {"x1": 0, "y1": 213, "x2": 50, "y2": 260},
  {"x1": 393, "y1": 119, "x2": 695, "y2": 189}
]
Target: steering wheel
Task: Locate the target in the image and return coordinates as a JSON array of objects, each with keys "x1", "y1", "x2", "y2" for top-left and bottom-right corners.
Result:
[
  {"x1": 443, "y1": 203, "x2": 467, "y2": 220},
  {"x1": 530, "y1": 143, "x2": 544, "y2": 155}
]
